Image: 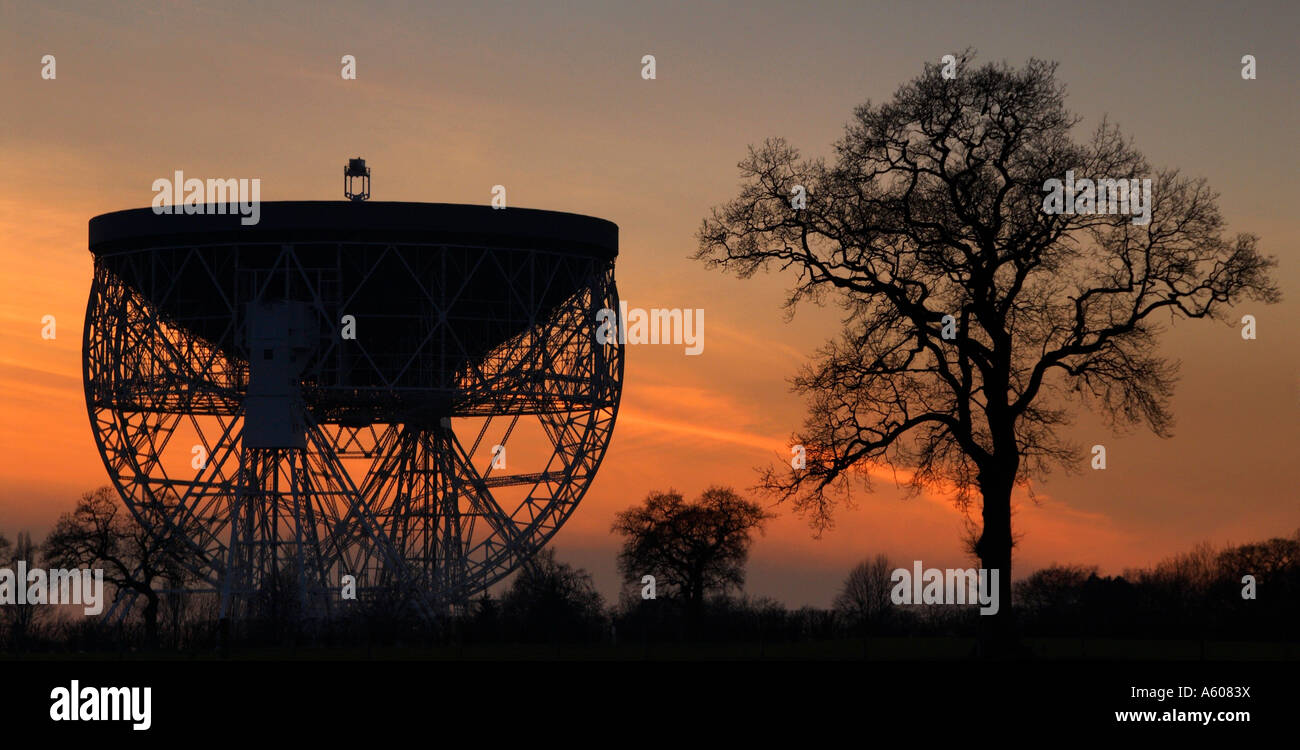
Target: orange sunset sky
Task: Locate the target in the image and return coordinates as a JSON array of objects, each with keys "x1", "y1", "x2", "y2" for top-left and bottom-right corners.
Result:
[{"x1": 1, "y1": 1, "x2": 1297, "y2": 606}]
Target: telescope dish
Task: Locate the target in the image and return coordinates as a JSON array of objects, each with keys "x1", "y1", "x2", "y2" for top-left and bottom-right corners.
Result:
[{"x1": 84, "y1": 200, "x2": 622, "y2": 620}]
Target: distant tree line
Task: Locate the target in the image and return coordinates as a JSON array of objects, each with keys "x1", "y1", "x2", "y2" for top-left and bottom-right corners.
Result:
[
  {"x1": 2, "y1": 486, "x2": 1296, "y2": 654},
  {"x1": 1016, "y1": 536, "x2": 1299, "y2": 640}
]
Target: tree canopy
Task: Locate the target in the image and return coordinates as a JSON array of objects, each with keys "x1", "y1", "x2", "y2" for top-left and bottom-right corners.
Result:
[
  {"x1": 696, "y1": 54, "x2": 1280, "y2": 634},
  {"x1": 612, "y1": 486, "x2": 771, "y2": 612}
]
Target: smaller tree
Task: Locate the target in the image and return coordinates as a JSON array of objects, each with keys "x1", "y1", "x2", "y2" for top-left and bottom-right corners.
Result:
[
  {"x1": 1, "y1": 531, "x2": 47, "y2": 646},
  {"x1": 833, "y1": 553, "x2": 893, "y2": 628},
  {"x1": 1215, "y1": 533, "x2": 1300, "y2": 611},
  {"x1": 501, "y1": 548, "x2": 605, "y2": 642},
  {"x1": 612, "y1": 486, "x2": 773, "y2": 618},
  {"x1": 42, "y1": 486, "x2": 191, "y2": 647},
  {"x1": 1216, "y1": 535, "x2": 1300, "y2": 582},
  {"x1": 1015, "y1": 564, "x2": 1098, "y2": 633},
  {"x1": 1016, "y1": 564, "x2": 1097, "y2": 613}
]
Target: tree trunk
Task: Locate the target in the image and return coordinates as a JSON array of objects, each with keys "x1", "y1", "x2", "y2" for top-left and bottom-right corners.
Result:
[
  {"x1": 141, "y1": 590, "x2": 160, "y2": 649},
  {"x1": 975, "y1": 465, "x2": 1018, "y2": 658},
  {"x1": 171, "y1": 596, "x2": 182, "y2": 649},
  {"x1": 686, "y1": 577, "x2": 705, "y2": 639}
]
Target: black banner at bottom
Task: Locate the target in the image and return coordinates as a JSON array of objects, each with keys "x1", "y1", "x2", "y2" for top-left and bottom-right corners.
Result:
[{"x1": 0, "y1": 657, "x2": 1291, "y2": 738}]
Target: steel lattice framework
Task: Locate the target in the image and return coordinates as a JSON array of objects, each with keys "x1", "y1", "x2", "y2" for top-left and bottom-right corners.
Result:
[{"x1": 83, "y1": 202, "x2": 622, "y2": 621}]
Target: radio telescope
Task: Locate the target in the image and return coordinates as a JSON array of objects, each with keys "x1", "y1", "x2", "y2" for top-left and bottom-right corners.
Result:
[{"x1": 83, "y1": 186, "x2": 621, "y2": 621}]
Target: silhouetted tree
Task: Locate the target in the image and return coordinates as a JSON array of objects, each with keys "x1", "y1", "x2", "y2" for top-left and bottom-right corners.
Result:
[
  {"x1": 1154, "y1": 541, "x2": 1221, "y2": 591},
  {"x1": 1016, "y1": 564, "x2": 1095, "y2": 619},
  {"x1": 1215, "y1": 532, "x2": 1300, "y2": 623},
  {"x1": 1080, "y1": 573, "x2": 1136, "y2": 633},
  {"x1": 501, "y1": 548, "x2": 605, "y2": 642},
  {"x1": 162, "y1": 562, "x2": 197, "y2": 648},
  {"x1": 469, "y1": 594, "x2": 503, "y2": 643},
  {"x1": 833, "y1": 553, "x2": 893, "y2": 627},
  {"x1": 695, "y1": 51, "x2": 1280, "y2": 648},
  {"x1": 612, "y1": 487, "x2": 772, "y2": 621},
  {"x1": 42, "y1": 486, "x2": 192, "y2": 647},
  {"x1": 1216, "y1": 534, "x2": 1300, "y2": 582},
  {"x1": 1125, "y1": 540, "x2": 1225, "y2": 629},
  {"x1": 1, "y1": 531, "x2": 46, "y2": 647}
]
